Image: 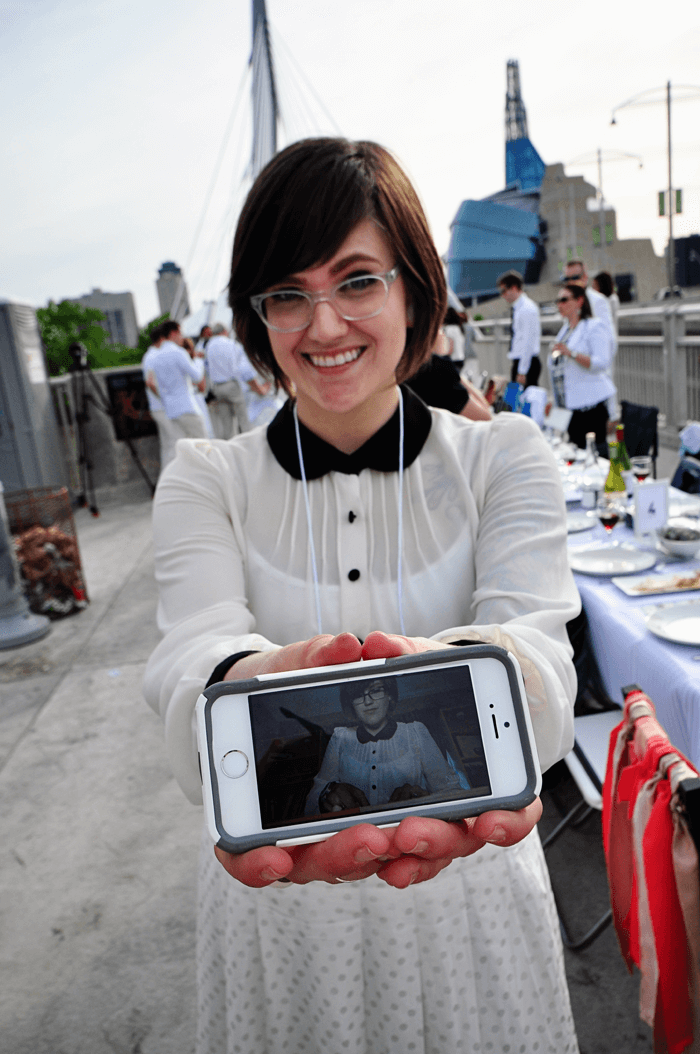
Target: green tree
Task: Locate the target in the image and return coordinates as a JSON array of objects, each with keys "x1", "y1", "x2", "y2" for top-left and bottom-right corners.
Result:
[{"x1": 37, "y1": 302, "x2": 170, "y2": 375}]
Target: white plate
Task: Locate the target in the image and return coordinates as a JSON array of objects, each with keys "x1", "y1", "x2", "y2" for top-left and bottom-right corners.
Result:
[
  {"x1": 567, "y1": 510, "x2": 597, "y2": 534},
  {"x1": 569, "y1": 545, "x2": 657, "y2": 576},
  {"x1": 644, "y1": 600, "x2": 700, "y2": 645},
  {"x1": 612, "y1": 566, "x2": 700, "y2": 597}
]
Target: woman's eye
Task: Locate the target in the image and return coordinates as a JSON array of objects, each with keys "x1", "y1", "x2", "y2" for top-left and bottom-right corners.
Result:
[
  {"x1": 268, "y1": 290, "x2": 306, "y2": 305},
  {"x1": 341, "y1": 275, "x2": 379, "y2": 295}
]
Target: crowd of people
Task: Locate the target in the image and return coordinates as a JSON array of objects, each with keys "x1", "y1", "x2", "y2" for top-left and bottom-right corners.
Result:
[
  {"x1": 141, "y1": 318, "x2": 279, "y2": 469},
  {"x1": 498, "y1": 260, "x2": 619, "y2": 455}
]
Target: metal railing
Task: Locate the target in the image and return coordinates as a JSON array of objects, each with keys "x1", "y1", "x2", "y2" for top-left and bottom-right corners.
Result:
[{"x1": 468, "y1": 302, "x2": 700, "y2": 444}]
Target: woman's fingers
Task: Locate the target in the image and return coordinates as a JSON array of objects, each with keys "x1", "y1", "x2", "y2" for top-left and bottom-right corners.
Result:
[
  {"x1": 287, "y1": 823, "x2": 394, "y2": 884},
  {"x1": 225, "y1": 632, "x2": 363, "y2": 680},
  {"x1": 469, "y1": 798, "x2": 543, "y2": 846},
  {"x1": 375, "y1": 801, "x2": 543, "y2": 889},
  {"x1": 214, "y1": 844, "x2": 294, "y2": 887},
  {"x1": 214, "y1": 823, "x2": 396, "y2": 888},
  {"x1": 360, "y1": 631, "x2": 449, "y2": 660}
]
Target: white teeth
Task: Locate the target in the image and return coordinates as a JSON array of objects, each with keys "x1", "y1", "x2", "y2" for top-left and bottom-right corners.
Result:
[{"x1": 308, "y1": 348, "x2": 363, "y2": 368}]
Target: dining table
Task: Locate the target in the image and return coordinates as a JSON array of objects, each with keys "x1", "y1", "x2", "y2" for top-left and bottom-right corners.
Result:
[{"x1": 565, "y1": 481, "x2": 700, "y2": 770}]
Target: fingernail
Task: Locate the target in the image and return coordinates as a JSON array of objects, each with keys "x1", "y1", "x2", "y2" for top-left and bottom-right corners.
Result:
[
  {"x1": 408, "y1": 871, "x2": 419, "y2": 885},
  {"x1": 354, "y1": 845, "x2": 381, "y2": 864},
  {"x1": 261, "y1": 867, "x2": 287, "y2": 882},
  {"x1": 407, "y1": 840, "x2": 429, "y2": 855},
  {"x1": 486, "y1": 825, "x2": 507, "y2": 845}
]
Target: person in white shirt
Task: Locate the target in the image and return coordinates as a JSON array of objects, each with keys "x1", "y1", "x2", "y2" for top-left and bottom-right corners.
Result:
[
  {"x1": 144, "y1": 136, "x2": 579, "y2": 1054},
  {"x1": 498, "y1": 270, "x2": 542, "y2": 387},
  {"x1": 148, "y1": 321, "x2": 207, "y2": 456},
  {"x1": 142, "y1": 323, "x2": 181, "y2": 470},
  {"x1": 548, "y1": 282, "x2": 615, "y2": 455},
  {"x1": 564, "y1": 260, "x2": 613, "y2": 334},
  {"x1": 564, "y1": 260, "x2": 618, "y2": 423},
  {"x1": 205, "y1": 323, "x2": 267, "y2": 438}
]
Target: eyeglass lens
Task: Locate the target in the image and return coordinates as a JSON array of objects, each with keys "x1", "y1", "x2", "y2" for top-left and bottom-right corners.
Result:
[
  {"x1": 362, "y1": 685, "x2": 386, "y2": 701},
  {"x1": 260, "y1": 275, "x2": 389, "y2": 331}
]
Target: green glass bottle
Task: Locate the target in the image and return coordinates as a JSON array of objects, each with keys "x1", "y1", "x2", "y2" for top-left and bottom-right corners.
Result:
[
  {"x1": 615, "y1": 423, "x2": 633, "y2": 496},
  {"x1": 616, "y1": 424, "x2": 631, "y2": 471},
  {"x1": 604, "y1": 441, "x2": 626, "y2": 493}
]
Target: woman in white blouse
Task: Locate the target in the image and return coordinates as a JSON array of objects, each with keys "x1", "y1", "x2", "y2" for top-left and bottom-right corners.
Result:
[
  {"x1": 145, "y1": 137, "x2": 580, "y2": 1054},
  {"x1": 549, "y1": 282, "x2": 616, "y2": 455}
]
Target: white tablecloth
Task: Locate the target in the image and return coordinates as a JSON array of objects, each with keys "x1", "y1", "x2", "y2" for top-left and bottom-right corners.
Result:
[{"x1": 569, "y1": 512, "x2": 700, "y2": 768}]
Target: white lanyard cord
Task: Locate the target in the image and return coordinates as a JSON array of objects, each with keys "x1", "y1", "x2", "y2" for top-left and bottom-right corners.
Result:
[
  {"x1": 293, "y1": 388, "x2": 406, "y2": 639},
  {"x1": 396, "y1": 389, "x2": 406, "y2": 635},
  {"x1": 293, "y1": 402, "x2": 323, "y2": 636}
]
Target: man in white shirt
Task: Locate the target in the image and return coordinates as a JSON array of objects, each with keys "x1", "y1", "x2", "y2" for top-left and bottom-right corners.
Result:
[
  {"x1": 148, "y1": 321, "x2": 207, "y2": 458},
  {"x1": 205, "y1": 323, "x2": 264, "y2": 439},
  {"x1": 564, "y1": 259, "x2": 617, "y2": 422},
  {"x1": 142, "y1": 323, "x2": 181, "y2": 470},
  {"x1": 498, "y1": 270, "x2": 542, "y2": 387}
]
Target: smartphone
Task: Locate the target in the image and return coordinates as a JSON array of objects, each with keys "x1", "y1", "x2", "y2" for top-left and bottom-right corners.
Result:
[{"x1": 195, "y1": 644, "x2": 541, "y2": 854}]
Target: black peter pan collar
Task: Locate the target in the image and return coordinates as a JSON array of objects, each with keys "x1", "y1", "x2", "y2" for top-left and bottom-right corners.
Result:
[{"x1": 266, "y1": 384, "x2": 432, "y2": 481}]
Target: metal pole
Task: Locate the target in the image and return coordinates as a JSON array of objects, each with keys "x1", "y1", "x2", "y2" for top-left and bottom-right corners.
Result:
[{"x1": 667, "y1": 80, "x2": 674, "y2": 289}]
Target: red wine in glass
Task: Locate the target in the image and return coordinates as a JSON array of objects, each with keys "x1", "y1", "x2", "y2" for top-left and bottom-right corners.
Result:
[
  {"x1": 634, "y1": 468, "x2": 650, "y2": 483},
  {"x1": 599, "y1": 511, "x2": 620, "y2": 533}
]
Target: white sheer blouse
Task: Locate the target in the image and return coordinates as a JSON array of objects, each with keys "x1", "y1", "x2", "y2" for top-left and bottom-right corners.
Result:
[{"x1": 144, "y1": 406, "x2": 579, "y2": 803}]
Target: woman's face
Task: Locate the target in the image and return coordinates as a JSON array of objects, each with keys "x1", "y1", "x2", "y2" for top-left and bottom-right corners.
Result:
[
  {"x1": 351, "y1": 680, "x2": 392, "y2": 734},
  {"x1": 263, "y1": 219, "x2": 410, "y2": 434},
  {"x1": 557, "y1": 290, "x2": 581, "y2": 324}
]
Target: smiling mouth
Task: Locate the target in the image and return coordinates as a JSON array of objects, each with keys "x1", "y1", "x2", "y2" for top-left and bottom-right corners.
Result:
[{"x1": 304, "y1": 347, "x2": 366, "y2": 369}]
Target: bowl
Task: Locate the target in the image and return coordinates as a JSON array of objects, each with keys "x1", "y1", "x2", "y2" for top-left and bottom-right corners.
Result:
[{"x1": 657, "y1": 522, "x2": 700, "y2": 559}]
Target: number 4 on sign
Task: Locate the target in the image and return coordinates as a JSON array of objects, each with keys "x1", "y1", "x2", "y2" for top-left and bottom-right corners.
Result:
[{"x1": 633, "y1": 479, "x2": 669, "y2": 539}]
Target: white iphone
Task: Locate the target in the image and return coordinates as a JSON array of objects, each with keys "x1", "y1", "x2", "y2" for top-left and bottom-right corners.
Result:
[{"x1": 195, "y1": 644, "x2": 541, "y2": 854}]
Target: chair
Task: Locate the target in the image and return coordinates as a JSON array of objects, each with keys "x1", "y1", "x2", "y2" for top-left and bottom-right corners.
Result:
[
  {"x1": 603, "y1": 687, "x2": 700, "y2": 1053},
  {"x1": 542, "y1": 708, "x2": 621, "y2": 950},
  {"x1": 620, "y1": 400, "x2": 659, "y2": 476},
  {"x1": 671, "y1": 455, "x2": 700, "y2": 494}
]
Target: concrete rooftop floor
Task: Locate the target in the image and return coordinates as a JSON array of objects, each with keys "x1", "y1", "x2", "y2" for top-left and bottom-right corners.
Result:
[{"x1": 0, "y1": 498, "x2": 654, "y2": 1054}]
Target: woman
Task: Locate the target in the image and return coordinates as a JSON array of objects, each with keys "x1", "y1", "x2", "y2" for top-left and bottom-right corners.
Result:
[
  {"x1": 549, "y1": 281, "x2": 616, "y2": 454},
  {"x1": 307, "y1": 676, "x2": 462, "y2": 814},
  {"x1": 144, "y1": 138, "x2": 580, "y2": 1054}
]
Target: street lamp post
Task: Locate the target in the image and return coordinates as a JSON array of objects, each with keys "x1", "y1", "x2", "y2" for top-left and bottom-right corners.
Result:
[{"x1": 611, "y1": 82, "x2": 700, "y2": 290}]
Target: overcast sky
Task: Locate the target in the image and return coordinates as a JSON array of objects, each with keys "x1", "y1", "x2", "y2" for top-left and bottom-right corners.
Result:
[{"x1": 2, "y1": 0, "x2": 699, "y2": 326}]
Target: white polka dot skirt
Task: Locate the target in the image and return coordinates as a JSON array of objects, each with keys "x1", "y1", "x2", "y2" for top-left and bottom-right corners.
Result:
[{"x1": 196, "y1": 827, "x2": 579, "y2": 1054}]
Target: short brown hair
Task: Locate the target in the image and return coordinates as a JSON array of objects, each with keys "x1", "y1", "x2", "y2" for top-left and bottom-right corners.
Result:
[
  {"x1": 229, "y1": 138, "x2": 447, "y2": 391},
  {"x1": 497, "y1": 269, "x2": 523, "y2": 291}
]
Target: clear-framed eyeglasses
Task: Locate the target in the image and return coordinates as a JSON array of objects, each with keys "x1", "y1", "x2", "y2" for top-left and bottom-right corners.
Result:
[{"x1": 250, "y1": 266, "x2": 400, "y2": 333}]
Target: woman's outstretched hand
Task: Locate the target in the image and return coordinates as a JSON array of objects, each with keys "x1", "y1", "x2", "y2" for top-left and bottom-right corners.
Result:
[{"x1": 214, "y1": 629, "x2": 542, "y2": 889}]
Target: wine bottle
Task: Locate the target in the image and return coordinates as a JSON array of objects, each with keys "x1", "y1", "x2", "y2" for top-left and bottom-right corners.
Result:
[
  {"x1": 604, "y1": 441, "x2": 626, "y2": 493},
  {"x1": 580, "y1": 432, "x2": 605, "y2": 508},
  {"x1": 615, "y1": 423, "x2": 633, "y2": 497}
]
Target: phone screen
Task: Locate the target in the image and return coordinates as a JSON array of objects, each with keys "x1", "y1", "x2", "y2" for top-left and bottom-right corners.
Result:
[{"x1": 248, "y1": 665, "x2": 491, "y2": 830}]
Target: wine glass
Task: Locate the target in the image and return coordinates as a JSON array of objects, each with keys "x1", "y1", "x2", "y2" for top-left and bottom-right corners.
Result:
[
  {"x1": 630, "y1": 456, "x2": 652, "y2": 483},
  {"x1": 596, "y1": 494, "x2": 626, "y2": 544}
]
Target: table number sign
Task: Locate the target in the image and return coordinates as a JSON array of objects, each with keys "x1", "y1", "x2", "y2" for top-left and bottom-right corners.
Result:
[{"x1": 634, "y1": 478, "x2": 669, "y2": 539}]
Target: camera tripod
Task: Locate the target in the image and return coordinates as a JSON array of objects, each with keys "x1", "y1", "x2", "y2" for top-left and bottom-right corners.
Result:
[{"x1": 68, "y1": 342, "x2": 155, "y2": 516}]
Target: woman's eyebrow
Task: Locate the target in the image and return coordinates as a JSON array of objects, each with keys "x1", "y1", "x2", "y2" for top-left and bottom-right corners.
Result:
[{"x1": 279, "y1": 252, "x2": 384, "y2": 287}]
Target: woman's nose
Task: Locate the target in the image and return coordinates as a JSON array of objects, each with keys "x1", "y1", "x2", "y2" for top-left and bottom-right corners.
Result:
[{"x1": 306, "y1": 299, "x2": 349, "y2": 341}]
